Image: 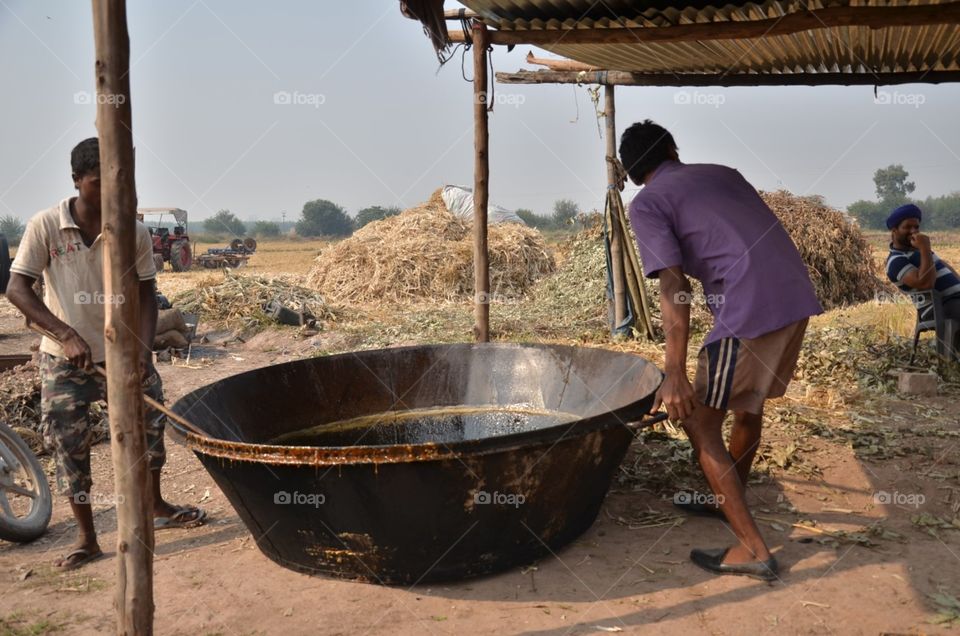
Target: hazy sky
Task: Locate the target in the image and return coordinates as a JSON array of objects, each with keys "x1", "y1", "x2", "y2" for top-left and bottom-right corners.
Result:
[{"x1": 2, "y1": 0, "x2": 959, "y2": 225}]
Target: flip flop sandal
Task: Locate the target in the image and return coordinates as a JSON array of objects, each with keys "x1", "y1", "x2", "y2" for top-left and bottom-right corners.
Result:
[
  {"x1": 690, "y1": 547, "x2": 779, "y2": 582},
  {"x1": 56, "y1": 547, "x2": 104, "y2": 571},
  {"x1": 155, "y1": 506, "x2": 207, "y2": 530}
]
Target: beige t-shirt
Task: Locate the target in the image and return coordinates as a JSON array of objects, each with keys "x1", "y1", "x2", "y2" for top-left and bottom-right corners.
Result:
[{"x1": 11, "y1": 197, "x2": 156, "y2": 363}]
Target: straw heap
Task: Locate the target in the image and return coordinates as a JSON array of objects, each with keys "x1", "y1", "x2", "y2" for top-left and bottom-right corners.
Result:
[
  {"x1": 760, "y1": 190, "x2": 882, "y2": 309},
  {"x1": 306, "y1": 190, "x2": 555, "y2": 303},
  {"x1": 173, "y1": 269, "x2": 336, "y2": 324}
]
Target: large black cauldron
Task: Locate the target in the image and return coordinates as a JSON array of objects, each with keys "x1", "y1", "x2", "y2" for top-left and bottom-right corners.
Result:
[{"x1": 169, "y1": 343, "x2": 662, "y2": 584}]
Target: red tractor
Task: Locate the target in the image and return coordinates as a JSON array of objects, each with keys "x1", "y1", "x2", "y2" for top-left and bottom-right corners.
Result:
[{"x1": 137, "y1": 207, "x2": 193, "y2": 272}]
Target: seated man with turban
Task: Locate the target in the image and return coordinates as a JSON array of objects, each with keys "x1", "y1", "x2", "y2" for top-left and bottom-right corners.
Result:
[{"x1": 885, "y1": 203, "x2": 960, "y2": 350}]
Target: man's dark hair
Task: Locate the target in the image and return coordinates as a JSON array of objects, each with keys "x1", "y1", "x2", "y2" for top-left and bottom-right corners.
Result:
[
  {"x1": 619, "y1": 120, "x2": 677, "y2": 184},
  {"x1": 71, "y1": 137, "x2": 99, "y2": 177}
]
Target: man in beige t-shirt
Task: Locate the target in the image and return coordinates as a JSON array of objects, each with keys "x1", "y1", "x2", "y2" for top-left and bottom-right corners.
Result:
[{"x1": 6, "y1": 137, "x2": 206, "y2": 571}]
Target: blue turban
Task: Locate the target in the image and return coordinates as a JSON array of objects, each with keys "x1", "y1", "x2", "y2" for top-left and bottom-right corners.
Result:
[{"x1": 886, "y1": 203, "x2": 922, "y2": 230}]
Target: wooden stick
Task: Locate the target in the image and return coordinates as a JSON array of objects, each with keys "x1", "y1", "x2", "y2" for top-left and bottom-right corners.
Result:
[
  {"x1": 447, "y1": 3, "x2": 960, "y2": 45},
  {"x1": 26, "y1": 321, "x2": 208, "y2": 439},
  {"x1": 90, "y1": 1, "x2": 154, "y2": 632},
  {"x1": 495, "y1": 69, "x2": 960, "y2": 87},
  {"x1": 443, "y1": 8, "x2": 478, "y2": 19},
  {"x1": 604, "y1": 86, "x2": 627, "y2": 329},
  {"x1": 526, "y1": 50, "x2": 598, "y2": 72},
  {"x1": 473, "y1": 22, "x2": 490, "y2": 343}
]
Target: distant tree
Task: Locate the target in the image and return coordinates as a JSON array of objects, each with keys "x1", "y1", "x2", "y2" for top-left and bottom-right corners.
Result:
[
  {"x1": 874, "y1": 165, "x2": 915, "y2": 206},
  {"x1": 204, "y1": 209, "x2": 246, "y2": 237},
  {"x1": 296, "y1": 199, "x2": 354, "y2": 237},
  {"x1": 356, "y1": 205, "x2": 401, "y2": 228},
  {"x1": 847, "y1": 200, "x2": 887, "y2": 230},
  {"x1": 917, "y1": 192, "x2": 960, "y2": 230},
  {"x1": 252, "y1": 220, "x2": 281, "y2": 237},
  {"x1": 515, "y1": 208, "x2": 551, "y2": 230},
  {"x1": 551, "y1": 199, "x2": 580, "y2": 229},
  {"x1": 0, "y1": 215, "x2": 25, "y2": 242}
]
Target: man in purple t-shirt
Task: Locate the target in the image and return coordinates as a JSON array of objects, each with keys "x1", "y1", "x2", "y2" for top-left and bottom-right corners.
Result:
[{"x1": 620, "y1": 120, "x2": 822, "y2": 581}]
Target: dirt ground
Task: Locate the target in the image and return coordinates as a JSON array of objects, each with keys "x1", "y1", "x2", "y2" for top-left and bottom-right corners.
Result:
[{"x1": 1, "y1": 237, "x2": 959, "y2": 635}]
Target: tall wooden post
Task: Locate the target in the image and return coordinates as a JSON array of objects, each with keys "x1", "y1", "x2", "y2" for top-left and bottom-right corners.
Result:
[
  {"x1": 605, "y1": 85, "x2": 627, "y2": 327},
  {"x1": 472, "y1": 22, "x2": 490, "y2": 342},
  {"x1": 91, "y1": 1, "x2": 155, "y2": 634}
]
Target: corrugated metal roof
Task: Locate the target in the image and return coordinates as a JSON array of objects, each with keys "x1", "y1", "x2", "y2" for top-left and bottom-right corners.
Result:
[{"x1": 455, "y1": 0, "x2": 960, "y2": 75}]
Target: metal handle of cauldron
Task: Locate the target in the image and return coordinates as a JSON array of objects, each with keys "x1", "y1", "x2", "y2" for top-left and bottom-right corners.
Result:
[
  {"x1": 627, "y1": 411, "x2": 669, "y2": 430},
  {"x1": 25, "y1": 320, "x2": 210, "y2": 440}
]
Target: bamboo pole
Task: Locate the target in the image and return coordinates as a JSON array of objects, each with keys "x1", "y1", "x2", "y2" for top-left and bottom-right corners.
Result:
[
  {"x1": 91, "y1": 1, "x2": 154, "y2": 633},
  {"x1": 494, "y1": 69, "x2": 960, "y2": 87},
  {"x1": 473, "y1": 22, "x2": 490, "y2": 342},
  {"x1": 604, "y1": 86, "x2": 627, "y2": 329},
  {"x1": 445, "y1": 2, "x2": 960, "y2": 45},
  {"x1": 525, "y1": 50, "x2": 598, "y2": 72}
]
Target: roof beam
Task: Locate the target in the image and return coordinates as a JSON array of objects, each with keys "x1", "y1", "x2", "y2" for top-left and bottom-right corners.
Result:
[
  {"x1": 449, "y1": 3, "x2": 960, "y2": 45},
  {"x1": 496, "y1": 69, "x2": 960, "y2": 86}
]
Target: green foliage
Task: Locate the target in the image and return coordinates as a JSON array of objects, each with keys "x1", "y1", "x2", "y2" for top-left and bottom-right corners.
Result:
[
  {"x1": 204, "y1": 209, "x2": 246, "y2": 237},
  {"x1": 356, "y1": 205, "x2": 401, "y2": 228},
  {"x1": 848, "y1": 163, "x2": 960, "y2": 230},
  {"x1": 916, "y1": 192, "x2": 960, "y2": 230},
  {"x1": 847, "y1": 199, "x2": 888, "y2": 230},
  {"x1": 252, "y1": 220, "x2": 280, "y2": 237},
  {"x1": 874, "y1": 164, "x2": 916, "y2": 206},
  {"x1": 296, "y1": 199, "x2": 354, "y2": 237},
  {"x1": 0, "y1": 215, "x2": 25, "y2": 242},
  {"x1": 515, "y1": 208, "x2": 552, "y2": 230},
  {"x1": 552, "y1": 199, "x2": 580, "y2": 228}
]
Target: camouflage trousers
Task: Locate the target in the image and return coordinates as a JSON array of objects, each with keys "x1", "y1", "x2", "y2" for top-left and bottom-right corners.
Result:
[{"x1": 40, "y1": 353, "x2": 167, "y2": 498}]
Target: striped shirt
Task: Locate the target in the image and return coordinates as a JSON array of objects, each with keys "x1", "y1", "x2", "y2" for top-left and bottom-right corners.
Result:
[{"x1": 886, "y1": 243, "x2": 960, "y2": 321}]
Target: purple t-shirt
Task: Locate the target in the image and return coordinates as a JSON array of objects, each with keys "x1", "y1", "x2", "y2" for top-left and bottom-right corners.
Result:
[{"x1": 629, "y1": 161, "x2": 822, "y2": 344}]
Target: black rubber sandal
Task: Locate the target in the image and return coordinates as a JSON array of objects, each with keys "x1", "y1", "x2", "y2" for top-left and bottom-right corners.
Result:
[{"x1": 690, "y1": 547, "x2": 779, "y2": 582}]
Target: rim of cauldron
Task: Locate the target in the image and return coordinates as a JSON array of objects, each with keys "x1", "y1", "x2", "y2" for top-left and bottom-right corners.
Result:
[{"x1": 168, "y1": 343, "x2": 662, "y2": 467}]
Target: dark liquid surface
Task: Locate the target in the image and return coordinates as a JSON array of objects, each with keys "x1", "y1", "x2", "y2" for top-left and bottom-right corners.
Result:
[{"x1": 269, "y1": 406, "x2": 580, "y2": 447}]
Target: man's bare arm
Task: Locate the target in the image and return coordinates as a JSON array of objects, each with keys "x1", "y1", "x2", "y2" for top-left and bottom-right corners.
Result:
[
  {"x1": 6, "y1": 273, "x2": 93, "y2": 369},
  {"x1": 653, "y1": 266, "x2": 697, "y2": 420},
  {"x1": 901, "y1": 234, "x2": 937, "y2": 290}
]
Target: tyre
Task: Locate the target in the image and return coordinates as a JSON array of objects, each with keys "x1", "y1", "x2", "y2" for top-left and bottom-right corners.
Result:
[
  {"x1": 229, "y1": 238, "x2": 243, "y2": 251},
  {"x1": 0, "y1": 422, "x2": 52, "y2": 542},
  {"x1": 153, "y1": 253, "x2": 165, "y2": 273},
  {"x1": 170, "y1": 240, "x2": 192, "y2": 272},
  {"x1": 242, "y1": 237, "x2": 257, "y2": 252}
]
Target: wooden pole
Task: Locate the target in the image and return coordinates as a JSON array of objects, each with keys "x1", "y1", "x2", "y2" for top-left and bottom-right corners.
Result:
[
  {"x1": 445, "y1": 2, "x2": 960, "y2": 45},
  {"x1": 91, "y1": 1, "x2": 154, "y2": 634},
  {"x1": 494, "y1": 69, "x2": 960, "y2": 87},
  {"x1": 604, "y1": 86, "x2": 627, "y2": 329},
  {"x1": 526, "y1": 50, "x2": 599, "y2": 72},
  {"x1": 473, "y1": 22, "x2": 490, "y2": 343}
]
